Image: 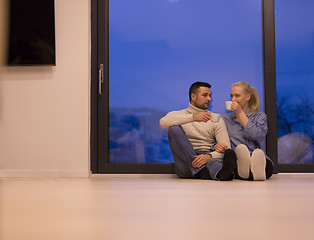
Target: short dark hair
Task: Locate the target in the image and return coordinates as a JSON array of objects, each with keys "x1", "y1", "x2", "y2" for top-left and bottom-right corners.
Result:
[{"x1": 189, "y1": 82, "x2": 211, "y2": 102}]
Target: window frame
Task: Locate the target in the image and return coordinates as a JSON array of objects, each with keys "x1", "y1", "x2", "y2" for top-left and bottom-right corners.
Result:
[
  {"x1": 91, "y1": 0, "x2": 174, "y2": 173},
  {"x1": 91, "y1": 0, "x2": 313, "y2": 174},
  {"x1": 272, "y1": 0, "x2": 314, "y2": 172}
]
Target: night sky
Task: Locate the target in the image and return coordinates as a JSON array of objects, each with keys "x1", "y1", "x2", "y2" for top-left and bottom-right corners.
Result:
[
  {"x1": 109, "y1": 0, "x2": 264, "y2": 113},
  {"x1": 108, "y1": 0, "x2": 314, "y2": 163}
]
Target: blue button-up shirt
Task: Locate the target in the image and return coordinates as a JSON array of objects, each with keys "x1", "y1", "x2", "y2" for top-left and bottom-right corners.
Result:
[{"x1": 222, "y1": 110, "x2": 268, "y2": 154}]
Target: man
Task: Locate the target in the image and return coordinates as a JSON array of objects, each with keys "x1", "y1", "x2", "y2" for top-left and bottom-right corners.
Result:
[{"x1": 160, "y1": 82, "x2": 236, "y2": 180}]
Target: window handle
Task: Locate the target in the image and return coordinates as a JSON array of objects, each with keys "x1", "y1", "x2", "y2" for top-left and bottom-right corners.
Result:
[{"x1": 98, "y1": 64, "x2": 104, "y2": 95}]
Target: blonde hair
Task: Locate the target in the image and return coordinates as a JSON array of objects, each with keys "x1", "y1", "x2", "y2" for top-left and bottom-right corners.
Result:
[{"x1": 232, "y1": 81, "x2": 259, "y2": 116}]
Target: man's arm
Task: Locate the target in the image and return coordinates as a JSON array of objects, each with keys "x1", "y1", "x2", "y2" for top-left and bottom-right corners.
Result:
[
  {"x1": 160, "y1": 110, "x2": 211, "y2": 129},
  {"x1": 210, "y1": 118, "x2": 231, "y2": 159},
  {"x1": 159, "y1": 110, "x2": 193, "y2": 129}
]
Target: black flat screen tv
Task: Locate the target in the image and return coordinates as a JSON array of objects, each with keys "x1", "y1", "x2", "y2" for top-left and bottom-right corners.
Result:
[{"x1": 8, "y1": 0, "x2": 56, "y2": 66}]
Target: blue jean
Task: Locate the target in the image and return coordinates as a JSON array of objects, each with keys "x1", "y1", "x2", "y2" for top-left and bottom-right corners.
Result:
[{"x1": 168, "y1": 126, "x2": 223, "y2": 180}]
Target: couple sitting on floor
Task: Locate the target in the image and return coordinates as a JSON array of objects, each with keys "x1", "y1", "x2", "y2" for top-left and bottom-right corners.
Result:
[{"x1": 159, "y1": 81, "x2": 274, "y2": 181}]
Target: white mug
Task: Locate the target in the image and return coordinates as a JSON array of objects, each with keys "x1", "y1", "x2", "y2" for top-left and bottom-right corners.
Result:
[
  {"x1": 225, "y1": 101, "x2": 232, "y2": 111},
  {"x1": 210, "y1": 112, "x2": 220, "y2": 123}
]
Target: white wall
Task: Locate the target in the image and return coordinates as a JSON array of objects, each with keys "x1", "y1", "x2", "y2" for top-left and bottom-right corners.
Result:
[{"x1": 0, "y1": 0, "x2": 90, "y2": 177}]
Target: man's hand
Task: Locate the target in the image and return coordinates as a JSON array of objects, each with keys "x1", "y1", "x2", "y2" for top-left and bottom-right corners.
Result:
[
  {"x1": 214, "y1": 144, "x2": 228, "y2": 153},
  {"x1": 193, "y1": 112, "x2": 211, "y2": 122},
  {"x1": 192, "y1": 154, "x2": 212, "y2": 168}
]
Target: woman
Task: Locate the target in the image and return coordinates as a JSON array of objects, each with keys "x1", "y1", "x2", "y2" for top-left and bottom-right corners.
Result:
[{"x1": 215, "y1": 81, "x2": 273, "y2": 180}]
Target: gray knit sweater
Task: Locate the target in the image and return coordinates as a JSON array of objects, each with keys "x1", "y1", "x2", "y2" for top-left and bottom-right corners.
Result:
[{"x1": 160, "y1": 103, "x2": 231, "y2": 159}]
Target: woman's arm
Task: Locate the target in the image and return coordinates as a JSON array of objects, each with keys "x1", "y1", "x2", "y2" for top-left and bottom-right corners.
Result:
[
  {"x1": 231, "y1": 101, "x2": 249, "y2": 128},
  {"x1": 243, "y1": 112, "x2": 268, "y2": 142}
]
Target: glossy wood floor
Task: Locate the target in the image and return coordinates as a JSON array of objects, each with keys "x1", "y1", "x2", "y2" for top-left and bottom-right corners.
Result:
[{"x1": 1, "y1": 174, "x2": 314, "y2": 240}]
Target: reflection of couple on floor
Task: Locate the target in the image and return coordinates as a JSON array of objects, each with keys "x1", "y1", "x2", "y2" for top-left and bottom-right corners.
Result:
[{"x1": 159, "y1": 81, "x2": 274, "y2": 181}]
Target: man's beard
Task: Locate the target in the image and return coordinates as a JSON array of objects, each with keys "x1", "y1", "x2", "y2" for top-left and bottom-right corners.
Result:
[{"x1": 194, "y1": 101, "x2": 210, "y2": 110}]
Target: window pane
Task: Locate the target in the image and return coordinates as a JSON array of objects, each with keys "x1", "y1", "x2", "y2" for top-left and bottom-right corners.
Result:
[
  {"x1": 275, "y1": 0, "x2": 314, "y2": 164},
  {"x1": 109, "y1": 0, "x2": 263, "y2": 163}
]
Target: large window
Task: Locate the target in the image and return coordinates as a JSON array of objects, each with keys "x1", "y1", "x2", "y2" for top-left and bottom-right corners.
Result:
[
  {"x1": 275, "y1": 0, "x2": 314, "y2": 166},
  {"x1": 108, "y1": 0, "x2": 264, "y2": 164}
]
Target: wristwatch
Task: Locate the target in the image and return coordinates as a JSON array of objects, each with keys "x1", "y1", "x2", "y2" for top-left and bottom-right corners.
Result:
[{"x1": 206, "y1": 152, "x2": 212, "y2": 157}]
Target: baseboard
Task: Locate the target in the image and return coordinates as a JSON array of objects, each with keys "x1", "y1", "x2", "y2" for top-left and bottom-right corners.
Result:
[
  {"x1": 90, "y1": 174, "x2": 177, "y2": 179},
  {"x1": 273, "y1": 173, "x2": 314, "y2": 179},
  {"x1": 0, "y1": 170, "x2": 90, "y2": 178},
  {"x1": 2, "y1": 171, "x2": 312, "y2": 179}
]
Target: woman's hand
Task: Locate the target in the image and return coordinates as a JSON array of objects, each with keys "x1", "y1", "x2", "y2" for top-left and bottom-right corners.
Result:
[
  {"x1": 214, "y1": 144, "x2": 228, "y2": 153},
  {"x1": 192, "y1": 154, "x2": 212, "y2": 168},
  {"x1": 231, "y1": 101, "x2": 249, "y2": 128},
  {"x1": 231, "y1": 101, "x2": 243, "y2": 115}
]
